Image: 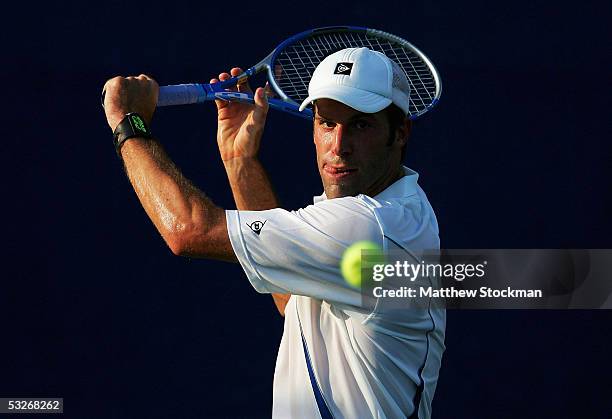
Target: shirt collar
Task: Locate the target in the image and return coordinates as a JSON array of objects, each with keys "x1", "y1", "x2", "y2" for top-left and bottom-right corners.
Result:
[{"x1": 313, "y1": 166, "x2": 419, "y2": 204}]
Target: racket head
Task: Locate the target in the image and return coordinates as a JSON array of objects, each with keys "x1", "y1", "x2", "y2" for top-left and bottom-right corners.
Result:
[{"x1": 264, "y1": 26, "x2": 442, "y2": 120}]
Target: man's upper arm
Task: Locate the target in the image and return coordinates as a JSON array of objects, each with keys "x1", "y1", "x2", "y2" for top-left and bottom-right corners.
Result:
[{"x1": 225, "y1": 197, "x2": 383, "y2": 308}]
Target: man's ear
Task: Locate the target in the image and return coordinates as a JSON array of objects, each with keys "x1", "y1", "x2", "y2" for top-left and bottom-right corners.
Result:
[{"x1": 395, "y1": 118, "x2": 412, "y2": 147}]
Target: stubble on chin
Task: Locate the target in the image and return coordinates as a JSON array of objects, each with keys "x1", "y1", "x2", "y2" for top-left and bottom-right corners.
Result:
[{"x1": 323, "y1": 181, "x2": 359, "y2": 199}]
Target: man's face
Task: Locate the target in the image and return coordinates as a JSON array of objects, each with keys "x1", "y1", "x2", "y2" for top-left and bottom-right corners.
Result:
[{"x1": 313, "y1": 99, "x2": 405, "y2": 199}]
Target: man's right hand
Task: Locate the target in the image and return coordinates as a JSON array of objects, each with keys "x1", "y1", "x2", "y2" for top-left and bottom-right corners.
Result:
[
  {"x1": 102, "y1": 75, "x2": 158, "y2": 132},
  {"x1": 212, "y1": 68, "x2": 269, "y2": 162}
]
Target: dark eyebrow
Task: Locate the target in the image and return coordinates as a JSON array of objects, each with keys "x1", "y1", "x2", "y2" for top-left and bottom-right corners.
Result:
[{"x1": 314, "y1": 110, "x2": 334, "y2": 121}]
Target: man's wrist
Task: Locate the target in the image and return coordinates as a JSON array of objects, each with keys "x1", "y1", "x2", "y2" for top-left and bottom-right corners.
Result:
[
  {"x1": 113, "y1": 112, "x2": 153, "y2": 154},
  {"x1": 222, "y1": 155, "x2": 259, "y2": 163},
  {"x1": 222, "y1": 156, "x2": 261, "y2": 171}
]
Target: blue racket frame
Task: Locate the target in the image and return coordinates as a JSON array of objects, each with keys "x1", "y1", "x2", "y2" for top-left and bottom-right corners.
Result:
[{"x1": 157, "y1": 26, "x2": 441, "y2": 121}]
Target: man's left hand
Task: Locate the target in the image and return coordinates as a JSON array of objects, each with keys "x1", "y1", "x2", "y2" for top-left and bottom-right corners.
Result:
[{"x1": 212, "y1": 68, "x2": 269, "y2": 162}]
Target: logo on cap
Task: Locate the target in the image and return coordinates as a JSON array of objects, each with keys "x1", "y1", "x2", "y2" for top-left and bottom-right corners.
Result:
[{"x1": 333, "y1": 62, "x2": 353, "y2": 75}]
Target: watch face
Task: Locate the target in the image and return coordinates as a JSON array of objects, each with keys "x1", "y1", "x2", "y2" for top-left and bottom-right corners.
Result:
[{"x1": 130, "y1": 114, "x2": 148, "y2": 134}]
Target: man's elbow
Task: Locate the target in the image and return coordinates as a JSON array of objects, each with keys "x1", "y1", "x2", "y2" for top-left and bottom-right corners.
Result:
[
  {"x1": 167, "y1": 236, "x2": 190, "y2": 257},
  {"x1": 160, "y1": 209, "x2": 234, "y2": 261},
  {"x1": 165, "y1": 225, "x2": 228, "y2": 259},
  {"x1": 163, "y1": 223, "x2": 205, "y2": 257}
]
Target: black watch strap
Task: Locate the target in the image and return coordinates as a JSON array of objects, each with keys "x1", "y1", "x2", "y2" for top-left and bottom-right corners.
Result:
[{"x1": 113, "y1": 113, "x2": 153, "y2": 152}]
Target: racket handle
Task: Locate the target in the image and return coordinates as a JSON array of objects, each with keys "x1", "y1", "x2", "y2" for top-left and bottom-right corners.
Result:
[
  {"x1": 158, "y1": 84, "x2": 207, "y2": 106},
  {"x1": 156, "y1": 83, "x2": 314, "y2": 120}
]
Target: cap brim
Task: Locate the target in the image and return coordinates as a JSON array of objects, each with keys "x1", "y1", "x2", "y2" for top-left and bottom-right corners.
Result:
[{"x1": 298, "y1": 84, "x2": 392, "y2": 114}]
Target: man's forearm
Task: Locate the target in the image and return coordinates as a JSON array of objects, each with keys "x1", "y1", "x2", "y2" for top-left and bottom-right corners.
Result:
[
  {"x1": 223, "y1": 157, "x2": 291, "y2": 315},
  {"x1": 120, "y1": 138, "x2": 235, "y2": 261}
]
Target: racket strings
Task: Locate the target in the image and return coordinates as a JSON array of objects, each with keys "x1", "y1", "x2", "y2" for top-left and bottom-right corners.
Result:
[{"x1": 272, "y1": 31, "x2": 437, "y2": 117}]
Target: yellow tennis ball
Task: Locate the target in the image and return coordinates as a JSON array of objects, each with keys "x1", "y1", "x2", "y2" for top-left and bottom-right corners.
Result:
[{"x1": 340, "y1": 240, "x2": 384, "y2": 288}]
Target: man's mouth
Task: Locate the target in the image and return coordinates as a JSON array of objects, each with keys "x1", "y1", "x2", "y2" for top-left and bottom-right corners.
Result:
[{"x1": 324, "y1": 165, "x2": 358, "y2": 179}]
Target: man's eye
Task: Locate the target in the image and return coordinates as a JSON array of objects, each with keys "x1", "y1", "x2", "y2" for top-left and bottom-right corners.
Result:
[
  {"x1": 354, "y1": 120, "x2": 371, "y2": 130},
  {"x1": 319, "y1": 120, "x2": 335, "y2": 128}
]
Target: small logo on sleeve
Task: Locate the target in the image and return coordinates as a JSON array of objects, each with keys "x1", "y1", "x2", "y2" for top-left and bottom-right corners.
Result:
[
  {"x1": 247, "y1": 220, "x2": 267, "y2": 235},
  {"x1": 334, "y1": 62, "x2": 353, "y2": 75}
]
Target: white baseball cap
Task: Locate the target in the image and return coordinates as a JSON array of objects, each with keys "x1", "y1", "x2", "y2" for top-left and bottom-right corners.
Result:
[{"x1": 298, "y1": 47, "x2": 411, "y2": 115}]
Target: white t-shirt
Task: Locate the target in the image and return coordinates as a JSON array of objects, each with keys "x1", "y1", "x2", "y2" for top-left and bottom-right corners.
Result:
[{"x1": 226, "y1": 167, "x2": 446, "y2": 418}]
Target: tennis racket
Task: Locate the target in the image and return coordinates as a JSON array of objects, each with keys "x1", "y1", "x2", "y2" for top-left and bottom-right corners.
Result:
[{"x1": 157, "y1": 26, "x2": 442, "y2": 120}]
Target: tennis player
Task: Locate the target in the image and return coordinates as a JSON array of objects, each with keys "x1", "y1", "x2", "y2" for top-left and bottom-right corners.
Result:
[{"x1": 103, "y1": 47, "x2": 445, "y2": 418}]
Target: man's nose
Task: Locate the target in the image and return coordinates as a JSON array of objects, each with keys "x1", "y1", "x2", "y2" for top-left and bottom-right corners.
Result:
[{"x1": 331, "y1": 125, "x2": 352, "y2": 157}]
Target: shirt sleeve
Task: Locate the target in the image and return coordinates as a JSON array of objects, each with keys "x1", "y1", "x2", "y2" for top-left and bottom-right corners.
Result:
[{"x1": 226, "y1": 196, "x2": 383, "y2": 308}]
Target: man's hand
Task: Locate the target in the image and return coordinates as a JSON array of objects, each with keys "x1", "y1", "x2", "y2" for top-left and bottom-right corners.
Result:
[
  {"x1": 212, "y1": 68, "x2": 269, "y2": 161},
  {"x1": 103, "y1": 75, "x2": 159, "y2": 131}
]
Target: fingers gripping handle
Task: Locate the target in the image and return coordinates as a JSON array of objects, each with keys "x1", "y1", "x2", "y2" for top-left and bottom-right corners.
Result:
[{"x1": 157, "y1": 84, "x2": 207, "y2": 106}]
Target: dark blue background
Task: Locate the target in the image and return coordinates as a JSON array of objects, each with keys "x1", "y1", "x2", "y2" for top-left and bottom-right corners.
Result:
[{"x1": 2, "y1": 0, "x2": 611, "y2": 418}]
